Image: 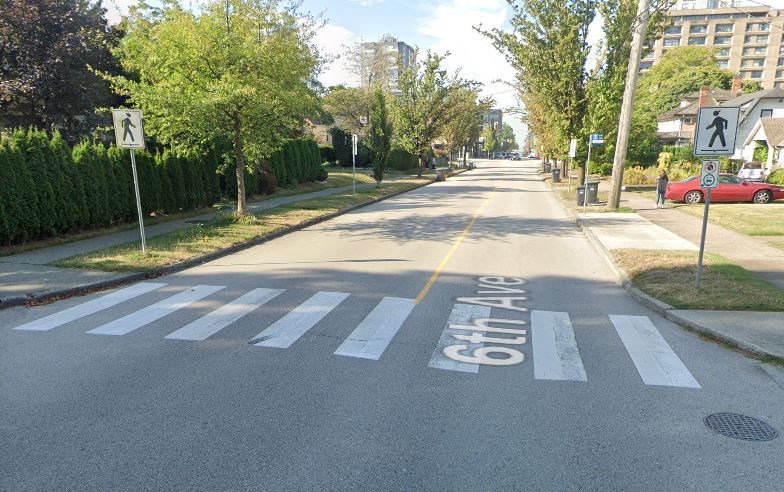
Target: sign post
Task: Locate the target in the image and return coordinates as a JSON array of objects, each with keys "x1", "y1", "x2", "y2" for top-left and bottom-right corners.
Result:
[
  {"x1": 692, "y1": 106, "x2": 739, "y2": 289},
  {"x1": 584, "y1": 134, "x2": 603, "y2": 212},
  {"x1": 352, "y1": 133, "x2": 358, "y2": 195},
  {"x1": 112, "y1": 109, "x2": 147, "y2": 254},
  {"x1": 568, "y1": 138, "x2": 577, "y2": 190}
]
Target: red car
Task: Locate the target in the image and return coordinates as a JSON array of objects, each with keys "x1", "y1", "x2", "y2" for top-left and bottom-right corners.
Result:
[{"x1": 665, "y1": 174, "x2": 784, "y2": 204}]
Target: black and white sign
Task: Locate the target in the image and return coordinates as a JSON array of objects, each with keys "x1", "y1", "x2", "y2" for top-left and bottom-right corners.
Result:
[
  {"x1": 693, "y1": 107, "x2": 740, "y2": 156},
  {"x1": 112, "y1": 109, "x2": 145, "y2": 149},
  {"x1": 700, "y1": 159, "x2": 720, "y2": 189}
]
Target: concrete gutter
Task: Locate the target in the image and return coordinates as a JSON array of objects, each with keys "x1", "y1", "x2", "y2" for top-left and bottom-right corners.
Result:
[{"x1": 1, "y1": 175, "x2": 449, "y2": 310}]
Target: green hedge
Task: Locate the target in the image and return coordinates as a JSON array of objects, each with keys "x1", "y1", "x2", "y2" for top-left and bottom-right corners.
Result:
[
  {"x1": 268, "y1": 138, "x2": 326, "y2": 188},
  {"x1": 767, "y1": 169, "x2": 784, "y2": 185},
  {"x1": 389, "y1": 147, "x2": 417, "y2": 171},
  {"x1": 0, "y1": 128, "x2": 219, "y2": 245}
]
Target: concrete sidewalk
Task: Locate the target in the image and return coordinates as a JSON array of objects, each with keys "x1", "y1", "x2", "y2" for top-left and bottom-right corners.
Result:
[
  {"x1": 564, "y1": 180, "x2": 784, "y2": 360},
  {"x1": 0, "y1": 180, "x2": 382, "y2": 304}
]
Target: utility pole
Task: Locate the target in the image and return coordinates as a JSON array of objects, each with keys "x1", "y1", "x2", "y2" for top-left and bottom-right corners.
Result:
[{"x1": 607, "y1": 0, "x2": 652, "y2": 210}]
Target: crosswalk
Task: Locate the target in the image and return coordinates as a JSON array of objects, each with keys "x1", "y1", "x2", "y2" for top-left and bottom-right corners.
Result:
[{"x1": 8, "y1": 282, "x2": 701, "y2": 389}]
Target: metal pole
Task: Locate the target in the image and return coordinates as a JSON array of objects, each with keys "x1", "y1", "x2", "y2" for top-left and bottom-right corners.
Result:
[
  {"x1": 695, "y1": 188, "x2": 712, "y2": 289},
  {"x1": 607, "y1": 0, "x2": 652, "y2": 210},
  {"x1": 584, "y1": 140, "x2": 593, "y2": 213},
  {"x1": 129, "y1": 149, "x2": 147, "y2": 254},
  {"x1": 352, "y1": 134, "x2": 356, "y2": 196}
]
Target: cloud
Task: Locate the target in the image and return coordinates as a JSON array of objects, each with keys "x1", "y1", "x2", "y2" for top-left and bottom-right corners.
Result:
[
  {"x1": 314, "y1": 23, "x2": 359, "y2": 88},
  {"x1": 348, "y1": 0, "x2": 384, "y2": 5}
]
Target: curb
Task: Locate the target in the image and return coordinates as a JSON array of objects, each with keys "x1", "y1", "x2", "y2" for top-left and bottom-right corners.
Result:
[
  {"x1": 545, "y1": 179, "x2": 783, "y2": 361},
  {"x1": 1, "y1": 176, "x2": 444, "y2": 310}
]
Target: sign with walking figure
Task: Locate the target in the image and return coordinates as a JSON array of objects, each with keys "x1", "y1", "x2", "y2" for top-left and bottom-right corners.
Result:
[
  {"x1": 693, "y1": 106, "x2": 740, "y2": 156},
  {"x1": 112, "y1": 109, "x2": 145, "y2": 149}
]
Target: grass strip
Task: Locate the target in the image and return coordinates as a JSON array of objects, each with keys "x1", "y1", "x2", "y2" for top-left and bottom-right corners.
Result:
[
  {"x1": 674, "y1": 202, "x2": 784, "y2": 236},
  {"x1": 611, "y1": 249, "x2": 784, "y2": 311},
  {"x1": 53, "y1": 178, "x2": 431, "y2": 273}
]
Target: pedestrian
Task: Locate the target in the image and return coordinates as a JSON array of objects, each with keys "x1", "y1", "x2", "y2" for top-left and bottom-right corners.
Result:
[{"x1": 655, "y1": 169, "x2": 669, "y2": 208}]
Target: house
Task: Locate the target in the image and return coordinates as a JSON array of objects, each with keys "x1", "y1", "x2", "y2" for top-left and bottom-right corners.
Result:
[
  {"x1": 304, "y1": 118, "x2": 334, "y2": 146},
  {"x1": 741, "y1": 117, "x2": 784, "y2": 174},
  {"x1": 720, "y1": 87, "x2": 784, "y2": 159},
  {"x1": 656, "y1": 77, "x2": 741, "y2": 146}
]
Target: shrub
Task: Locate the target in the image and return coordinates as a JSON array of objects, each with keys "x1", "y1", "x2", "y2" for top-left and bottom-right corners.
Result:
[
  {"x1": 389, "y1": 147, "x2": 417, "y2": 171},
  {"x1": 767, "y1": 168, "x2": 784, "y2": 184},
  {"x1": 320, "y1": 145, "x2": 335, "y2": 164},
  {"x1": 623, "y1": 166, "x2": 652, "y2": 185}
]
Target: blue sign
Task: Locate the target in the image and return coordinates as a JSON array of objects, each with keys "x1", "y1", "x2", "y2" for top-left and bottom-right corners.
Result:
[{"x1": 590, "y1": 133, "x2": 604, "y2": 145}]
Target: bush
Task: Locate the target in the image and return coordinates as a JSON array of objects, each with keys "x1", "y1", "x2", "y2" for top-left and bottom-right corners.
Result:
[
  {"x1": 320, "y1": 145, "x2": 335, "y2": 164},
  {"x1": 389, "y1": 147, "x2": 417, "y2": 171},
  {"x1": 623, "y1": 166, "x2": 652, "y2": 185},
  {"x1": 767, "y1": 168, "x2": 784, "y2": 184},
  {"x1": 589, "y1": 162, "x2": 613, "y2": 176}
]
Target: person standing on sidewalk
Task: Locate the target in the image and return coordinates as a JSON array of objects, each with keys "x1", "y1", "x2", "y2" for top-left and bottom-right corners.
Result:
[{"x1": 656, "y1": 170, "x2": 669, "y2": 208}]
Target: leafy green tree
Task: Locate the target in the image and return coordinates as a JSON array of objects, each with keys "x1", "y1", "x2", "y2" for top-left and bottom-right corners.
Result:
[
  {"x1": 0, "y1": 0, "x2": 121, "y2": 141},
  {"x1": 483, "y1": 0, "x2": 595, "y2": 169},
  {"x1": 482, "y1": 126, "x2": 499, "y2": 155},
  {"x1": 393, "y1": 51, "x2": 466, "y2": 176},
  {"x1": 103, "y1": 0, "x2": 321, "y2": 215},
  {"x1": 440, "y1": 88, "x2": 492, "y2": 164},
  {"x1": 367, "y1": 87, "x2": 391, "y2": 184},
  {"x1": 498, "y1": 123, "x2": 517, "y2": 150},
  {"x1": 323, "y1": 86, "x2": 372, "y2": 135}
]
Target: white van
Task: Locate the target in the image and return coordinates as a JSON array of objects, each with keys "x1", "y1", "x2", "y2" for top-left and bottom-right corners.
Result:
[{"x1": 738, "y1": 161, "x2": 764, "y2": 182}]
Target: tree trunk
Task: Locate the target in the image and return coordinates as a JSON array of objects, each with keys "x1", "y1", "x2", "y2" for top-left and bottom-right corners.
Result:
[
  {"x1": 233, "y1": 118, "x2": 247, "y2": 216},
  {"x1": 463, "y1": 145, "x2": 467, "y2": 167},
  {"x1": 417, "y1": 155, "x2": 425, "y2": 177}
]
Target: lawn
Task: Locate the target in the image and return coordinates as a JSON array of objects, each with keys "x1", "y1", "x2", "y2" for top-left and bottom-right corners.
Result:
[
  {"x1": 612, "y1": 249, "x2": 784, "y2": 311},
  {"x1": 674, "y1": 202, "x2": 784, "y2": 236},
  {"x1": 54, "y1": 178, "x2": 431, "y2": 272}
]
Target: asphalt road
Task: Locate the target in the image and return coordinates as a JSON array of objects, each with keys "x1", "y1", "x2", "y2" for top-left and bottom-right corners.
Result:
[{"x1": 2, "y1": 160, "x2": 783, "y2": 490}]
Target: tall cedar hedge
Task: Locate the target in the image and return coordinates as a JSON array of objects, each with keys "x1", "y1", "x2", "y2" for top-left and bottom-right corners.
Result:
[{"x1": 0, "y1": 131, "x2": 324, "y2": 245}]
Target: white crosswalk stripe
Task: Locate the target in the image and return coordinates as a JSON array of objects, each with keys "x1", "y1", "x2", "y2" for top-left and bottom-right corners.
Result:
[
  {"x1": 12, "y1": 282, "x2": 167, "y2": 332},
  {"x1": 250, "y1": 291, "x2": 350, "y2": 348},
  {"x1": 87, "y1": 285, "x2": 226, "y2": 336},
  {"x1": 428, "y1": 304, "x2": 492, "y2": 373},
  {"x1": 335, "y1": 297, "x2": 415, "y2": 360},
  {"x1": 610, "y1": 315, "x2": 701, "y2": 388},
  {"x1": 531, "y1": 310, "x2": 587, "y2": 382},
  {"x1": 165, "y1": 288, "x2": 285, "y2": 341}
]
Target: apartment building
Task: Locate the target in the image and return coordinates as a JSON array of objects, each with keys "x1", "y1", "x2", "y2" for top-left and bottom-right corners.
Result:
[
  {"x1": 645, "y1": 1, "x2": 784, "y2": 89},
  {"x1": 359, "y1": 36, "x2": 415, "y2": 95}
]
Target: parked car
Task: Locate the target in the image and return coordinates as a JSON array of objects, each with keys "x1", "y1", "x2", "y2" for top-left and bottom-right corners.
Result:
[
  {"x1": 665, "y1": 174, "x2": 784, "y2": 204},
  {"x1": 511, "y1": 154, "x2": 521, "y2": 161},
  {"x1": 737, "y1": 161, "x2": 765, "y2": 182}
]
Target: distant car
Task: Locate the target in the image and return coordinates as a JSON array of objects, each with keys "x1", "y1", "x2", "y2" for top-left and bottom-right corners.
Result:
[
  {"x1": 511, "y1": 154, "x2": 521, "y2": 161},
  {"x1": 737, "y1": 161, "x2": 764, "y2": 182},
  {"x1": 665, "y1": 174, "x2": 784, "y2": 204}
]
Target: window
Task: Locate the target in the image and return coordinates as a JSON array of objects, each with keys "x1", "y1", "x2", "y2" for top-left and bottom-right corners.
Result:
[
  {"x1": 779, "y1": 58, "x2": 784, "y2": 67},
  {"x1": 745, "y1": 70, "x2": 763, "y2": 79},
  {"x1": 665, "y1": 25, "x2": 682, "y2": 35},
  {"x1": 715, "y1": 24, "x2": 734, "y2": 33},
  {"x1": 690, "y1": 25, "x2": 707, "y2": 34},
  {"x1": 743, "y1": 46, "x2": 766, "y2": 55},
  {"x1": 744, "y1": 34, "x2": 769, "y2": 44},
  {"x1": 717, "y1": 60, "x2": 729, "y2": 69},
  {"x1": 776, "y1": 81, "x2": 784, "y2": 88},
  {"x1": 639, "y1": 61, "x2": 653, "y2": 70},
  {"x1": 714, "y1": 36, "x2": 732, "y2": 45},
  {"x1": 688, "y1": 37, "x2": 706, "y2": 45},
  {"x1": 741, "y1": 58, "x2": 765, "y2": 67},
  {"x1": 719, "y1": 175, "x2": 743, "y2": 184},
  {"x1": 664, "y1": 38, "x2": 680, "y2": 47},
  {"x1": 777, "y1": 69, "x2": 784, "y2": 78},
  {"x1": 683, "y1": 117, "x2": 694, "y2": 124},
  {"x1": 761, "y1": 109, "x2": 773, "y2": 117},
  {"x1": 717, "y1": 47, "x2": 731, "y2": 57},
  {"x1": 746, "y1": 22, "x2": 770, "y2": 32}
]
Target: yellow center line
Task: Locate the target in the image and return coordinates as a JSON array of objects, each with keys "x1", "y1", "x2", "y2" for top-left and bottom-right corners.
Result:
[{"x1": 414, "y1": 186, "x2": 498, "y2": 304}]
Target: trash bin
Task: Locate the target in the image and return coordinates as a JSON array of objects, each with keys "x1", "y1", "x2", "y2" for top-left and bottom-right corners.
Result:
[
  {"x1": 544, "y1": 162, "x2": 552, "y2": 173},
  {"x1": 576, "y1": 186, "x2": 586, "y2": 205},
  {"x1": 551, "y1": 168, "x2": 561, "y2": 183},
  {"x1": 586, "y1": 181, "x2": 599, "y2": 203}
]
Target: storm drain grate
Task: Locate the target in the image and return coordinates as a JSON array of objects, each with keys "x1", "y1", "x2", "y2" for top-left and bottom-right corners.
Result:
[{"x1": 704, "y1": 413, "x2": 778, "y2": 441}]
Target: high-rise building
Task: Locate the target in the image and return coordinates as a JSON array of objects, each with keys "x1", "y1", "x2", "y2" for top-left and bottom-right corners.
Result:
[
  {"x1": 359, "y1": 36, "x2": 415, "y2": 95},
  {"x1": 646, "y1": 1, "x2": 784, "y2": 89}
]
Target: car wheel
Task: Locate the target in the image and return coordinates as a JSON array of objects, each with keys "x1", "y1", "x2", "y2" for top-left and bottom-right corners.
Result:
[
  {"x1": 684, "y1": 190, "x2": 703, "y2": 204},
  {"x1": 753, "y1": 190, "x2": 772, "y2": 204}
]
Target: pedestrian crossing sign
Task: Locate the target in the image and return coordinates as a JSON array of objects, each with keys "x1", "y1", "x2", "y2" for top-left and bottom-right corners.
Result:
[
  {"x1": 112, "y1": 109, "x2": 145, "y2": 149},
  {"x1": 693, "y1": 106, "x2": 740, "y2": 156}
]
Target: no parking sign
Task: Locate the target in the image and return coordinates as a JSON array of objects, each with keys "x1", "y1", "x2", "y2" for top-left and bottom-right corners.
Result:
[{"x1": 700, "y1": 159, "x2": 720, "y2": 189}]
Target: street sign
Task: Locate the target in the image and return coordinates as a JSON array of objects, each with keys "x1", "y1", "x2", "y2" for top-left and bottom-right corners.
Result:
[
  {"x1": 700, "y1": 159, "x2": 720, "y2": 189},
  {"x1": 569, "y1": 138, "x2": 577, "y2": 158},
  {"x1": 112, "y1": 109, "x2": 145, "y2": 149},
  {"x1": 590, "y1": 133, "x2": 604, "y2": 145},
  {"x1": 693, "y1": 106, "x2": 740, "y2": 156}
]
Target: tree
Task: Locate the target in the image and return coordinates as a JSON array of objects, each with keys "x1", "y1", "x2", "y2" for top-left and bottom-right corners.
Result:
[
  {"x1": 482, "y1": 126, "x2": 500, "y2": 156},
  {"x1": 0, "y1": 0, "x2": 121, "y2": 141},
  {"x1": 367, "y1": 86, "x2": 391, "y2": 184},
  {"x1": 392, "y1": 51, "x2": 466, "y2": 176},
  {"x1": 440, "y1": 87, "x2": 492, "y2": 164},
  {"x1": 322, "y1": 85, "x2": 371, "y2": 135},
  {"x1": 484, "y1": 0, "x2": 595, "y2": 171},
  {"x1": 104, "y1": 0, "x2": 321, "y2": 215},
  {"x1": 498, "y1": 122, "x2": 516, "y2": 150}
]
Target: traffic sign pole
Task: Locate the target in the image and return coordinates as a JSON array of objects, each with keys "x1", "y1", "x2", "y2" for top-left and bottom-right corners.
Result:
[
  {"x1": 696, "y1": 187, "x2": 712, "y2": 289},
  {"x1": 352, "y1": 134, "x2": 357, "y2": 196},
  {"x1": 129, "y1": 149, "x2": 146, "y2": 255}
]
